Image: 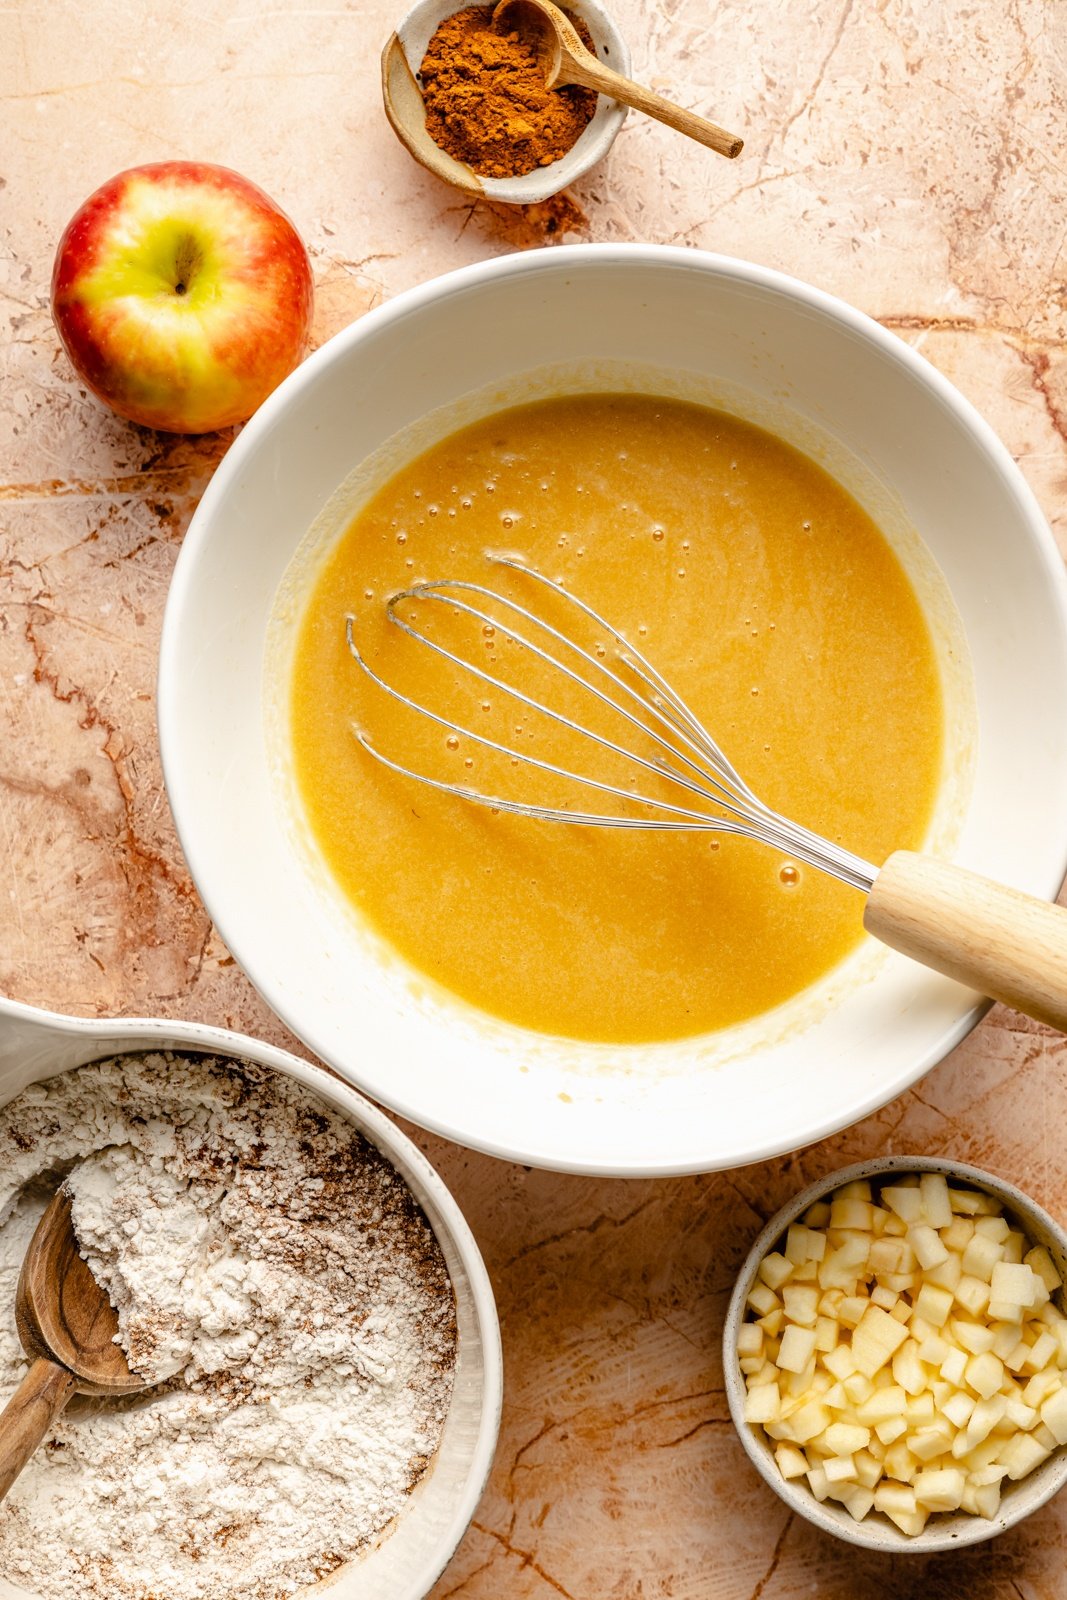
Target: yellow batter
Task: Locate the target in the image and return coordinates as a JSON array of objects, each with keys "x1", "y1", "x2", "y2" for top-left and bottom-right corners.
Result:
[{"x1": 289, "y1": 395, "x2": 943, "y2": 1043}]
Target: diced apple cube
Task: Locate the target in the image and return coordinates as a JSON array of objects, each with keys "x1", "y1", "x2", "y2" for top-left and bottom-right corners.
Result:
[
  {"x1": 838, "y1": 1295, "x2": 870, "y2": 1329},
  {"x1": 782, "y1": 1283, "x2": 819, "y2": 1327},
  {"x1": 908, "y1": 1224, "x2": 949, "y2": 1270},
  {"x1": 744, "y1": 1383, "x2": 781, "y2": 1424},
  {"x1": 774, "y1": 1441, "x2": 809, "y2": 1479},
  {"x1": 873, "y1": 1479, "x2": 915, "y2": 1516},
  {"x1": 852, "y1": 1305, "x2": 910, "y2": 1377},
  {"x1": 965, "y1": 1351, "x2": 1004, "y2": 1400},
  {"x1": 785, "y1": 1223, "x2": 822, "y2": 1264},
  {"x1": 890, "y1": 1298, "x2": 913, "y2": 1324},
  {"x1": 868, "y1": 1237, "x2": 904, "y2": 1275},
  {"x1": 987, "y1": 1299, "x2": 1025, "y2": 1326},
  {"x1": 882, "y1": 1185, "x2": 924, "y2": 1224},
  {"x1": 823, "y1": 1453, "x2": 856, "y2": 1484},
  {"x1": 909, "y1": 1424, "x2": 953, "y2": 1462},
  {"x1": 892, "y1": 1340, "x2": 927, "y2": 1397},
  {"x1": 825, "y1": 1421, "x2": 871, "y2": 1455},
  {"x1": 804, "y1": 1201, "x2": 831, "y2": 1228},
  {"x1": 757, "y1": 1308, "x2": 784, "y2": 1337},
  {"x1": 1026, "y1": 1332, "x2": 1058, "y2": 1374},
  {"x1": 924, "y1": 1252, "x2": 963, "y2": 1293},
  {"x1": 919, "y1": 1173, "x2": 954, "y2": 1230},
  {"x1": 942, "y1": 1390, "x2": 976, "y2": 1429},
  {"x1": 990, "y1": 1321, "x2": 1023, "y2": 1361},
  {"x1": 830, "y1": 1198, "x2": 875, "y2": 1231},
  {"x1": 813, "y1": 1315, "x2": 838, "y2": 1354},
  {"x1": 806, "y1": 1462, "x2": 831, "y2": 1500},
  {"x1": 948, "y1": 1187, "x2": 984, "y2": 1215},
  {"x1": 962, "y1": 1232, "x2": 1004, "y2": 1282},
  {"x1": 853, "y1": 1449, "x2": 882, "y2": 1489},
  {"x1": 914, "y1": 1465, "x2": 965, "y2": 1511},
  {"x1": 790, "y1": 1400, "x2": 832, "y2": 1443},
  {"x1": 738, "y1": 1323, "x2": 763, "y2": 1358},
  {"x1": 823, "y1": 1344, "x2": 857, "y2": 1381},
  {"x1": 1004, "y1": 1395, "x2": 1038, "y2": 1430},
  {"x1": 989, "y1": 1262, "x2": 1041, "y2": 1311},
  {"x1": 870, "y1": 1285, "x2": 899, "y2": 1312},
  {"x1": 777, "y1": 1325, "x2": 818, "y2": 1374},
  {"x1": 975, "y1": 1216, "x2": 1010, "y2": 1242},
  {"x1": 999, "y1": 1431, "x2": 1052, "y2": 1480},
  {"x1": 758, "y1": 1252, "x2": 794, "y2": 1290},
  {"x1": 840, "y1": 1484, "x2": 876, "y2": 1521},
  {"x1": 955, "y1": 1393, "x2": 1008, "y2": 1454},
  {"x1": 883, "y1": 1440, "x2": 917, "y2": 1483},
  {"x1": 747, "y1": 1281, "x2": 780, "y2": 1317},
  {"x1": 875, "y1": 1415, "x2": 907, "y2": 1445},
  {"x1": 954, "y1": 1275, "x2": 991, "y2": 1319},
  {"x1": 942, "y1": 1217, "x2": 975, "y2": 1251},
  {"x1": 904, "y1": 1391, "x2": 935, "y2": 1427},
  {"x1": 968, "y1": 1463, "x2": 1008, "y2": 1487},
  {"x1": 1039, "y1": 1386, "x2": 1067, "y2": 1445},
  {"x1": 843, "y1": 1372, "x2": 874, "y2": 1405},
  {"x1": 785, "y1": 1359, "x2": 817, "y2": 1396},
  {"x1": 912, "y1": 1283, "x2": 953, "y2": 1329},
  {"x1": 917, "y1": 1332, "x2": 949, "y2": 1366},
  {"x1": 1025, "y1": 1245, "x2": 1063, "y2": 1294},
  {"x1": 1023, "y1": 1369, "x2": 1061, "y2": 1408},
  {"x1": 1002, "y1": 1231, "x2": 1025, "y2": 1264},
  {"x1": 940, "y1": 1346, "x2": 967, "y2": 1386},
  {"x1": 838, "y1": 1179, "x2": 874, "y2": 1201},
  {"x1": 952, "y1": 1319, "x2": 996, "y2": 1355},
  {"x1": 856, "y1": 1383, "x2": 906, "y2": 1424},
  {"x1": 970, "y1": 1480, "x2": 1002, "y2": 1519}
]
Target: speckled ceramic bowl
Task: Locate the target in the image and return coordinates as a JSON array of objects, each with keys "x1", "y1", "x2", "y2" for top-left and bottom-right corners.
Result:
[
  {"x1": 723, "y1": 1156, "x2": 1067, "y2": 1552},
  {"x1": 381, "y1": 0, "x2": 630, "y2": 204},
  {"x1": 0, "y1": 994, "x2": 502, "y2": 1600}
]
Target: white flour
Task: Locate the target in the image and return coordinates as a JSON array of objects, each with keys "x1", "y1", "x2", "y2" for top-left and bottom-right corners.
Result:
[{"x1": 0, "y1": 1054, "x2": 457, "y2": 1600}]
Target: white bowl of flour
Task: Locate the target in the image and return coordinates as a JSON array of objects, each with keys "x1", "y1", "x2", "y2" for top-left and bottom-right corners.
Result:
[{"x1": 0, "y1": 993, "x2": 502, "y2": 1600}]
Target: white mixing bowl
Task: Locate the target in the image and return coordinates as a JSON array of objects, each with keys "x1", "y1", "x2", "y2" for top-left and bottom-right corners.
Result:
[
  {"x1": 157, "y1": 245, "x2": 1067, "y2": 1177},
  {"x1": 0, "y1": 995, "x2": 501, "y2": 1600}
]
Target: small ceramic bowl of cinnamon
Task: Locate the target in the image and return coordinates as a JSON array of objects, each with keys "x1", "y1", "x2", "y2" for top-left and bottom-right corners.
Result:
[{"x1": 382, "y1": 0, "x2": 630, "y2": 204}]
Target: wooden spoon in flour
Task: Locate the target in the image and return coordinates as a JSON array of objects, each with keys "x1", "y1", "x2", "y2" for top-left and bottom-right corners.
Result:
[{"x1": 0, "y1": 1187, "x2": 147, "y2": 1501}]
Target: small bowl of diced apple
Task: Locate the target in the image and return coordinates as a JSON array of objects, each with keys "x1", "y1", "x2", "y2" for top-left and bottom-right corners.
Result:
[{"x1": 723, "y1": 1156, "x2": 1067, "y2": 1551}]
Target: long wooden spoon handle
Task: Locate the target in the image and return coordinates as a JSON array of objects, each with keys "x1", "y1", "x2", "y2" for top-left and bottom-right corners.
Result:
[
  {"x1": 0, "y1": 1357, "x2": 77, "y2": 1502},
  {"x1": 864, "y1": 850, "x2": 1067, "y2": 1031},
  {"x1": 563, "y1": 55, "x2": 743, "y2": 159}
]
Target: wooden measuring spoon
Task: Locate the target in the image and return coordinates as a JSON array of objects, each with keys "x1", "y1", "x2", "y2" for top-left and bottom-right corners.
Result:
[
  {"x1": 494, "y1": 0, "x2": 743, "y2": 159},
  {"x1": 0, "y1": 1187, "x2": 146, "y2": 1502}
]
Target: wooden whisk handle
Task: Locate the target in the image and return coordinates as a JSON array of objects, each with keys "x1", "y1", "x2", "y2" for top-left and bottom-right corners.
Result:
[
  {"x1": 0, "y1": 1357, "x2": 78, "y2": 1503},
  {"x1": 865, "y1": 850, "x2": 1067, "y2": 1032}
]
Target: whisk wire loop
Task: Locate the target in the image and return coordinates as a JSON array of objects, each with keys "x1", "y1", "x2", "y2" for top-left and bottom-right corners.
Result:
[{"x1": 346, "y1": 559, "x2": 878, "y2": 894}]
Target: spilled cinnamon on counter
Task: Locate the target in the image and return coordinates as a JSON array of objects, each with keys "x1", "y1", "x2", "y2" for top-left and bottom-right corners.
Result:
[{"x1": 419, "y1": 4, "x2": 598, "y2": 178}]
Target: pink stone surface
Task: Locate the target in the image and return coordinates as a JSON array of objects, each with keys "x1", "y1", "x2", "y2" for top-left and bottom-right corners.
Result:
[{"x1": 2, "y1": 1, "x2": 1067, "y2": 1595}]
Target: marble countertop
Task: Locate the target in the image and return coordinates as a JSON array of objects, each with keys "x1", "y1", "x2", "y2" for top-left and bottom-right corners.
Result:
[{"x1": 2, "y1": 1, "x2": 1066, "y2": 1594}]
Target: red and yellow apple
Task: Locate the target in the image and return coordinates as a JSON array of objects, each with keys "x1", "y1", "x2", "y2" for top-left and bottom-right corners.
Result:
[{"x1": 51, "y1": 162, "x2": 314, "y2": 434}]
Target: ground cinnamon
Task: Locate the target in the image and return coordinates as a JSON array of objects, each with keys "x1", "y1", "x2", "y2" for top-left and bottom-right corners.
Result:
[{"x1": 419, "y1": 5, "x2": 598, "y2": 179}]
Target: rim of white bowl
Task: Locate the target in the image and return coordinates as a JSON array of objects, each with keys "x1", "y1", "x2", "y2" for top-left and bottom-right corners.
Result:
[
  {"x1": 722, "y1": 1155, "x2": 1067, "y2": 1553},
  {"x1": 0, "y1": 993, "x2": 503, "y2": 1597},
  {"x1": 158, "y1": 245, "x2": 1067, "y2": 1176}
]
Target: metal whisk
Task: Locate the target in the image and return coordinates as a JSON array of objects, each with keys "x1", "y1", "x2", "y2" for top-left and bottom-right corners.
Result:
[
  {"x1": 345, "y1": 556, "x2": 1067, "y2": 1033},
  {"x1": 346, "y1": 556, "x2": 876, "y2": 891}
]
